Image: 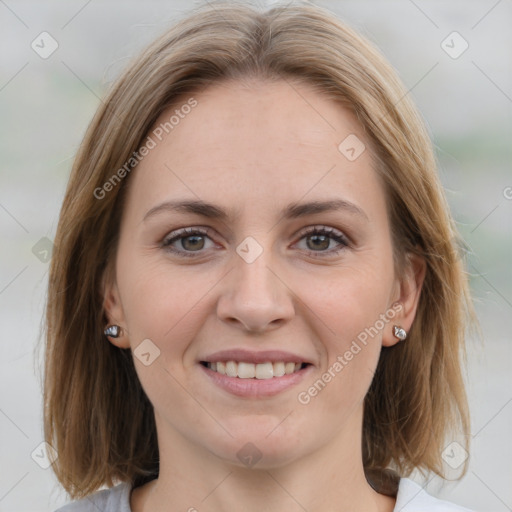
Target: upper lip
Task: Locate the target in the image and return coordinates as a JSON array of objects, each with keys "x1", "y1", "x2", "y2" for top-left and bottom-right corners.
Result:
[{"x1": 200, "y1": 349, "x2": 313, "y2": 365}]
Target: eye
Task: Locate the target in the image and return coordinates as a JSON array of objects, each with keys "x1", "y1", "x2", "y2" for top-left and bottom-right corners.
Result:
[
  {"x1": 161, "y1": 227, "x2": 216, "y2": 257},
  {"x1": 295, "y1": 225, "x2": 349, "y2": 257},
  {"x1": 161, "y1": 225, "x2": 350, "y2": 258}
]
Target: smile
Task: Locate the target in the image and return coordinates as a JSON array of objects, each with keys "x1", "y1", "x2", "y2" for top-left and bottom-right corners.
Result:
[
  {"x1": 199, "y1": 360, "x2": 313, "y2": 398},
  {"x1": 201, "y1": 361, "x2": 309, "y2": 379}
]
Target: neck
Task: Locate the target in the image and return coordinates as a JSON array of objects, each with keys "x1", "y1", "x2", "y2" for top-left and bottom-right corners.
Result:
[{"x1": 132, "y1": 410, "x2": 396, "y2": 512}]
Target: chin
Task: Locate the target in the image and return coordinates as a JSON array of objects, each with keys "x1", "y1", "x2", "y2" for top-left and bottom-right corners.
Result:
[{"x1": 208, "y1": 422, "x2": 308, "y2": 470}]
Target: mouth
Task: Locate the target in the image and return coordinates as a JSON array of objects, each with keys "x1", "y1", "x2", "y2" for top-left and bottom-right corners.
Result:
[
  {"x1": 200, "y1": 360, "x2": 311, "y2": 379},
  {"x1": 199, "y1": 358, "x2": 313, "y2": 398}
]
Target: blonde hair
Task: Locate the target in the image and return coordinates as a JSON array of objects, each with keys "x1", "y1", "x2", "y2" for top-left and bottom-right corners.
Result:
[{"x1": 43, "y1": 1, "x2": 474, "y2": 499}]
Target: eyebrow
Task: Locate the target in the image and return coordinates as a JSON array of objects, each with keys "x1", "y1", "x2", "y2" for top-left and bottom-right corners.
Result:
[{"x1": 143, "y1": 198, "x2": 368, "y2": 223}]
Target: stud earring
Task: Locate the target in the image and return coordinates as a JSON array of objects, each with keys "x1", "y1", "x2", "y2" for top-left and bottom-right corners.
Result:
[
  {"x1": 393, "y1": 325, "x2": 407, "y2": 341},
  {"x1": 104, "y1": 325, "x2": 121, "y2": 338}
]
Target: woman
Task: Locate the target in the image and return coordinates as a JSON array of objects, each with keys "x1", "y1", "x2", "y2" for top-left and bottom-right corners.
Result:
[{"x1": 45, "y1": 2, "x2": 476, "y2": 511}]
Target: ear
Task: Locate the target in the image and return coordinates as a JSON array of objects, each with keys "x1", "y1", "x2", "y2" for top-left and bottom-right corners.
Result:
[
  {"x1": 101, "y1": 266, "x2": 130, "y2": 349},
  {"x1": 383, "y1": 251, "x2": 426, "y2": 347}
]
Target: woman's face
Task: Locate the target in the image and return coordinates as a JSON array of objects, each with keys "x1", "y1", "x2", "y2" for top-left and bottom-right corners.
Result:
[{"x1": 105, "y1": 78, "x2": 422, "y2": 469}]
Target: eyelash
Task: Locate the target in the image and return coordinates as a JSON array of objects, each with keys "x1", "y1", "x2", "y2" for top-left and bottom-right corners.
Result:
[{"x1": 161, "y1": 225, "x2": 350, "y2": 259}]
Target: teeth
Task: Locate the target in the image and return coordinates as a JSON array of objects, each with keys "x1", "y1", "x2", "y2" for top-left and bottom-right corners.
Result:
[
  {"x1": 285, "y1": 362, "x2": 296, "y2": 375},
  {"x1": 255, "y1": 362, "x2": 273, "y2": 379},
  {"x1": 238, "y1": 362, "x2": 255, "y2": 379},
  {"x1": 206, "y1": 361, "x2": 305, "y2": 379},
  {"x1": 216, "y1": 361, "x2": 226, "y2": 375},
  {"x1": 226, "y1": 361, "x2": 237, "y2": 377},
  {"x1": 273, "y1": 361, "x2": 285, "y2": 377}
]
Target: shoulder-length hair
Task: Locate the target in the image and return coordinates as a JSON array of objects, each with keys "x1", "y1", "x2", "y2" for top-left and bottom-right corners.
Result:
[{"x1": 43, "y1": 0, "x2": 474, "y2": 499}]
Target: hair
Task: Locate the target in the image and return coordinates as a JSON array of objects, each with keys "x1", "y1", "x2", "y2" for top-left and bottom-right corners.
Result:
[{"x1": 43, "y1": 0, "x2": 475, "y2": 500}]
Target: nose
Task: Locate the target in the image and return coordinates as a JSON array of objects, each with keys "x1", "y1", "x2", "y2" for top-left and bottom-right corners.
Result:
[{"x1": 216, "y1": 245, "x2": 295, "y2": 333}]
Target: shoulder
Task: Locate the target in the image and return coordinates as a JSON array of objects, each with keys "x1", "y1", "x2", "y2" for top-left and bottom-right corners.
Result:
[
  {"x1": 53, "y1": 482, "x2": 132, "y2": 512},
  {"x1": 395, "y1": 478, "x2": 475, "y2": 512}
]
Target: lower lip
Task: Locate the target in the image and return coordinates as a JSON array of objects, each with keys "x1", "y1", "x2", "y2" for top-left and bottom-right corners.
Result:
[{"x1": 199, "y1": 363, "x2": 313, "y2": 398}]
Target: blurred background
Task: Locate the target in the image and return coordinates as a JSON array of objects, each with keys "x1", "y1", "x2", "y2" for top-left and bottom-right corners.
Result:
[{"x1": 0, "y1": 0, "x2": 510, "y2": 510}]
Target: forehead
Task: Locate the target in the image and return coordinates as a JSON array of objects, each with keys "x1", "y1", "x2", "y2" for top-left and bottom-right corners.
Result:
[
  {"x1": 125, "y1": 78, "x2": 386, "y2": 224},
  {"x1": 164, "y1": 78, "x2": 362, "y2": 160}
]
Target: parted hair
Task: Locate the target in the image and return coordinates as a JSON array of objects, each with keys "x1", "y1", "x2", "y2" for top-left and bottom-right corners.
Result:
[{"x1": 43, "y1": 0, "x2": 474, "y2": 499}]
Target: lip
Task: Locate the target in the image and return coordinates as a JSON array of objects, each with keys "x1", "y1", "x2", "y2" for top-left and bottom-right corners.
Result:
[
  {"x1": 199, "y1": 362, "x2": 313, "y2": 397},
  {"x1": 199, "y1": 349, "x2": 313, "y2": 365}
]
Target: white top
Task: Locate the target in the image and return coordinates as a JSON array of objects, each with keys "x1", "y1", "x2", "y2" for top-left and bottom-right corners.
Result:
[{"x1": 54, "y1": 477, "x2": 476, "y2": 511}]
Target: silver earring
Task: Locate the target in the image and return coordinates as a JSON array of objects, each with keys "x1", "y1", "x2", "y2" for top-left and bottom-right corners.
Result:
[
  {"x1": 104, "y1": 325, "x2": 121, "y2": 338},
  {"x1": 393, "y1": 325, "x2": 407, "y2": 341}
]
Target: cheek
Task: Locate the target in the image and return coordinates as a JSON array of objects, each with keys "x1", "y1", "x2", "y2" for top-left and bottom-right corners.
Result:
[
  {"x1": 117, "y1": 258, "x2": 216, "y2": 413},
  {"x1": 298, "y1": 263, "x2": 393, "y2": 398},
  {"x1": 118, "y1": 254, "x2": 217, "y2": 353},
  {"x1": 307, "y1": 262, "x2": 393, "y2": 340}
]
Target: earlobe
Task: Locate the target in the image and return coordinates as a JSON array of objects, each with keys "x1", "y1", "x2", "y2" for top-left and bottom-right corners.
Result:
[
  {"x1": 392, "y1": 325, "x2": 407, "y2": 341},
  {"x1": 383, "y1": 252, "x2": 426, "y2": 347},
  {"x1": 102, "y1": 271, "x2": 130, "y2": 349}
]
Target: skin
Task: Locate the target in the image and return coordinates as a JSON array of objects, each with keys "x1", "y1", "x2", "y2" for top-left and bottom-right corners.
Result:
[{"x1": 104, "y1": 78, "x2": 425, "y2": 512}]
